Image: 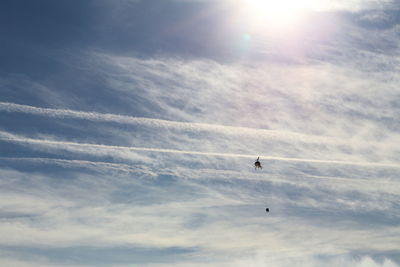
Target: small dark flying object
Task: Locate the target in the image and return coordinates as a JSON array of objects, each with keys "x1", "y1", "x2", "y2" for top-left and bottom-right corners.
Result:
[
  {"x1": 266, "y1": 208, "x2": 269, "y2": 213},
  {"x1": 254, "y1": 157, "x2": 262, "y2": 170}
]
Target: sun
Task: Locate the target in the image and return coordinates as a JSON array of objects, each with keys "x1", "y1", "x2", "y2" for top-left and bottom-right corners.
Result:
[{"x1": 238, "y1": 0, "x2": 321, "y2": 27}]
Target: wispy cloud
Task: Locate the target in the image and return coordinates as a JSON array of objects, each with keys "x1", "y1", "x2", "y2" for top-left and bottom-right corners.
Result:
[
  {"x1": 1, "y1": 130, "x2": 399, "y2": 168},
  {"x1": 0, "y1": 163, "x2": 399, "y2": 266},
  {"x1": 0, "y1": 101, "x2": 350, "y2": 144}
]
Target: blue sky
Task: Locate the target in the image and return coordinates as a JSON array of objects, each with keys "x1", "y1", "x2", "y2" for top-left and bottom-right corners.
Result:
[{"x1": 1, "y1": 0, "x2": 400, "y2": 266}]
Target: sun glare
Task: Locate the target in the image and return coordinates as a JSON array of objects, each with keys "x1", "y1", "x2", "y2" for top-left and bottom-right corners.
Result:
[{"x1": 239, "y1": 0, "x2": 322, "y2": 27}]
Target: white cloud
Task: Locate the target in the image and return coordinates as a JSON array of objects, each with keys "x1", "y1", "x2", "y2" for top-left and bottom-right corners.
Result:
[
  {"x1": 232, "y1": 253, "x2": 400, "y2": 267},
  {"x1": 1, "y1": 130, "x2": 399, "y2": 168}
]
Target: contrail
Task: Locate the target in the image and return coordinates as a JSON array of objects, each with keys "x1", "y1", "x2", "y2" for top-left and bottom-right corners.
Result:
[
  {"x1": 1, "y1": 157, "x2": 399, "y2": 191},
  {"x1": 0, "y1": 101, "x2": 343, "y2": 144},
  {"x1": 1, "y1": 133, "x2": 399, "y2": 168},
  {"x1": 0, "y1": 156, "x2": 156, "y2": 176}
]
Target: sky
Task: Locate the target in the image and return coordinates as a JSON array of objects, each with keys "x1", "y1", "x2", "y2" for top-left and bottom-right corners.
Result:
[{"x1": 0, "y1": 0, "x2": 400, "y2": 266}]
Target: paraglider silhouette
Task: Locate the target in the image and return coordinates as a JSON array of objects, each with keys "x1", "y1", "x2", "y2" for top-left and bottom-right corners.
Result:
[{"x1": 254, "y1": 157, "x2": 262, "y2": 170}]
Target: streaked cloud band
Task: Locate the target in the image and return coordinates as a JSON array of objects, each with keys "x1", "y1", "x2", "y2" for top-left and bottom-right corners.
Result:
[{"x1": 1, "y1": 131, "x2": 399, "y2": 168}]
